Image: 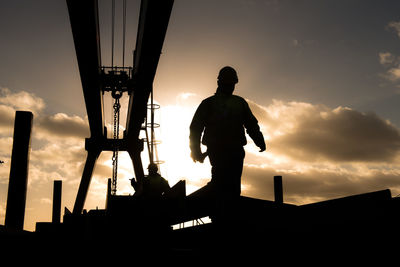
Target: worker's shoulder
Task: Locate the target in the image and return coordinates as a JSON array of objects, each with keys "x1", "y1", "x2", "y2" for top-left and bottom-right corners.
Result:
[
  {"x1": 229, "y1": 95, "x2": 249, "y2": 107},
  {"x1": 231, "y1": 94, "x2": 247, "y2": 102},
  {"x1": 200, "y1": 94, "x2": 247, "y2": 107},
  {"x1": 202, "y1": 95, "x2": 216, "y2": 102},
  {"x1": 198, "y1": 95, "x2": 216, "y2": 107},
  {"x1": 203, "y1": 94, "x2": 246, "y2": 101}
]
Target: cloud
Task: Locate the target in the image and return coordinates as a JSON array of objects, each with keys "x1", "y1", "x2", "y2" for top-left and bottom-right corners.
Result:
[
  {"x1": 0, "y1": 104, "x2": 16, "y2": 131},
  {"x1": 379, "y1": 52, "x2": 396, "y2": 65},
  {"x1": 378, "y1": 52, "x2": 400, "y2": 82},
  {"x1": 0, "y1": 89, "x2": 89, "y2": 192},
  {"x1": 0, "y1": 88, "x2": 90, "y2": 192},
  {"x1": 387, "y1": 21, "x2": 400, "y2": 39},
  {"x1": 275, "y1": 107, "x2": 400, "y2": 162},
  {"x1": 380, "y1": 22, "x2": 400, "y2": 83},
  {"x1": 36, "y1": 113, "x2": 89, "y2": 140},
  {"x1": 0, "y1": 89, "x2": 43, "y2": 134},
  {"x1": 248, "y1": 100, "x2": 400, "y2": 163},
  {"x1": 31, "y1": 142, "x2": 85, "y2": 166},
  {"x1": 242, "y1": 164, "x2": 400, "y2": 205},
  {"x1": 240, "y1": 99, "x2": 400, "y2": 204},
  {"x1": 0, "y1": 88, "x2": 89, "y2": 140},
  {"x1": 0, "y1": 87, "x2": 45, "y2": 115},
  {"x1": 387, "y1": 67, "x2": 400, "y2": 81}
]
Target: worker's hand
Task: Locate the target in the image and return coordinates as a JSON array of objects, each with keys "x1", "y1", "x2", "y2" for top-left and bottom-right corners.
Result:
[
  {"x1": 191, "y1": 151, "x2": 199, "y2": 162},
  {"x1": 259, "y1": 143, "x2": 266, "y2": 152},
  {"x1": 191, "y1": 150, "x2": 207, "y2": 163},
  {"x1": 130, "y1": 177, "x2": 138, "y2": 190},
  {"x1": 198, "y1": 152, "x2": 208, "y2": 163}
]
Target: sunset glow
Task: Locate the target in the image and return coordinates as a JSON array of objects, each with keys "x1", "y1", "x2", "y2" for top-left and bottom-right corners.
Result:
[{"x1": 2, "y1": 0, "x2": 400, "y2": 231}]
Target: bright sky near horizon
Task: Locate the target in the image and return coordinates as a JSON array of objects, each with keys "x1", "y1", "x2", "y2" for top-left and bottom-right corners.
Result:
[{"x1": 1, "y1": 0, "x2": 400, "y2": 231}]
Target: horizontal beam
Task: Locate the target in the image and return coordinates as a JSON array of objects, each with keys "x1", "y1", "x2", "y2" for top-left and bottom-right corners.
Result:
[
  {"x1": 66, "y1": 0, "x2": 104, "y2": 138},
  {"x1": 85, "y1": 137, "x2": 143, "y2": 152},
  {"x1": 125, "y1": 0, "x2": 174, "y2": 139}
]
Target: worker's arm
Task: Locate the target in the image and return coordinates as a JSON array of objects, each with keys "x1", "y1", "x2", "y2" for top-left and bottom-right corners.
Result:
[
  {"x1": 189, "y1": 102, "x2": 206, "y2": 162},
  {"x1": 163, "y1": 178, "x2": 171, "y2": 192},
  {"x1": 243, "y1": 101, "x2": 266, "y2": 152},
  {"x1": 130, "y1": 177, "x2": 143, "y2": 195}
]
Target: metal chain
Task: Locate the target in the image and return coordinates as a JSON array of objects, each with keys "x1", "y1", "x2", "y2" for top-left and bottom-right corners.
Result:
[
  {"x1": 111, "y1": 97, "x2": 121, "y2": 195},
  {"x1": 110, "y1": 0, "x2": 127, "y2": 195},
  {"x1": 113, "y1": 98, "x2": 120, "y2": 140}
]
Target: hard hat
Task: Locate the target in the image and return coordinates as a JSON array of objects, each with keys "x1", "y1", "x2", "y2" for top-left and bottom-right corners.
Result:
[{"x1": 217, "y1": 66, "x2": 238, "y2": 84}]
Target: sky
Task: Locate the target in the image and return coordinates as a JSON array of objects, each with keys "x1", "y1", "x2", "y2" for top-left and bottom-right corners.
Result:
[{"x1": 1, "y1": 0, "x2": 400, "y2": 231}]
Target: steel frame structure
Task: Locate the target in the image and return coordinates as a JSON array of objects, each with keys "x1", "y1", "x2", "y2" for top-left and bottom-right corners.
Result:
[{"x1": 66, "y1": 0, "x2": 174, "y2": 214}]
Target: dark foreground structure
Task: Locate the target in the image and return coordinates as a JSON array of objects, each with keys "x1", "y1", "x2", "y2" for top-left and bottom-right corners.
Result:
[
  {"x1": 1, "y1": 0, "x2": 400, "y2": 263},
  {"x1": 2, "y1": 180, "x2": 400, "y2": 262}
]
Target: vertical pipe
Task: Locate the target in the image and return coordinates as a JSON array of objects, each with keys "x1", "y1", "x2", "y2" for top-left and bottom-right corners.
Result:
[
  {"x1": 149, "y1": 86, "x2": 155, "y2": 164},
  {"x1": 274, "y1": 175, "x2": 283, "y2": 204},
  {"x1": 52, "y1": 180, "x2": 62, "y2": 224},
  {"x1": 5, "y1": 111, "x2": 33, "y2": 230}
]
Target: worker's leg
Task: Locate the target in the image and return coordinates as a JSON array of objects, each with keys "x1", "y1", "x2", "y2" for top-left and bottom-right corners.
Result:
[
  {"x1": 226, "y1": 146, "x2": 245, "y2": 197},
  {"x1": 208, "y1": 146, "x2": 244, "y2": 195},
  {"x1": 208, "y1": 146, "x2": 245, "y2": 220}
]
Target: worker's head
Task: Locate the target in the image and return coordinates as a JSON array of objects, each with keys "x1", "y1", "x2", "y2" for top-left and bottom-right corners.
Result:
[
  {"x1": 147, "y1": 163, "x2": 158, "y2": 175},
  {"x1": 217, "y1": 66, "x2": 238, "y2": 94}
]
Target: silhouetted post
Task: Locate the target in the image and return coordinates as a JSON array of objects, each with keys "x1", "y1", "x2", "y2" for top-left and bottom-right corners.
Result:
[
  {"x1": 274, "y1": 175, "x2": 283, "y2": 204},
  {"x1": 106, "y1": 178, "x2": 111, "y2": 210},
  {"x1": 5, "y1": 111, "x2": 33, "y2": 230},
  {"x1": 52, "y1": 180, "x2": 62, "y2": 224}
]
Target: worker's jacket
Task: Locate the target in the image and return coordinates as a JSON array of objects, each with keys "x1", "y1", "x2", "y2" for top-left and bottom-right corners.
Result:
[
  {"x1": 142, "y1": 174, "x2": 170, "y2": 199},
  {"x1": 190, "y1": 92, "x2": 265, "y2": 151}
]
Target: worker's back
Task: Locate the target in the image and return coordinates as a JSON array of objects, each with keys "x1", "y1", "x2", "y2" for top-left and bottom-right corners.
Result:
[
  {"x1": 190, "y1": 91, "x2": 264, "y2": 150},
  {"x1": 200, "y1": 93, "x2": 249, "y2": 147},
  {"x1": 142, "y1": 173, "x2": 170, "y2": 199}
]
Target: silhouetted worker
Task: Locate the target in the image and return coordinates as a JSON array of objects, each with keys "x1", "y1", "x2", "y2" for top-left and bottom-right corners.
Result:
[
  {"x1": 189, "y1": 66, "x2": 266, "y2": 208},
  {"x1": 130, "y1": 163, "x2": 170, "y2": 238},
  {"x1": 131, "y1": 163, "x2": 170, "y2": 199}
]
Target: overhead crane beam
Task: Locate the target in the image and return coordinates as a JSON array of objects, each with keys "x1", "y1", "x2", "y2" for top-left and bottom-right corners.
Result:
[
  {"x1": 66, "y1": 0, "x2": 174, "y2": 214},
  {"x1": 66, "y1": 0, "x2": 104, "y2": 138},
  {"x1": 125, "y1": 0, "x2": 174, "y2": 139}
]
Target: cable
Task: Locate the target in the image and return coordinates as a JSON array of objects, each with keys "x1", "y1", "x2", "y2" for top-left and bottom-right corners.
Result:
[
  {"x1": 111, "y1": 0, "x2": 115, "y2": 69},
  {"x1": 107, "y1": 0, "x2": 132, "y2": 194},
  {"x1": 122, "y1": 0, "x2": 127, "y2": 68}
]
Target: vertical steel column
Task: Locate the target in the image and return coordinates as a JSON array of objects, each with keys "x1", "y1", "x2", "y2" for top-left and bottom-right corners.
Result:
[
  {"x1": 73, "y1": 149, "x2": 101, "y2": 214},
  {"x1": 52, "y1": 180, "x2": 62, "y2": 224},
  {"x1": 5, "y1": 111, "x2": 33, "y2": 230},
  {"x1": 128, "y1": 147, "x2": 145, "y2": 193},
  {"x1": 274, "y1": 175, "x2": 283, "y2": 204}
]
